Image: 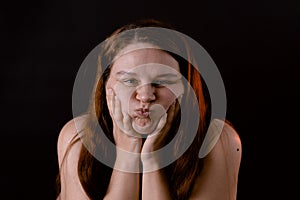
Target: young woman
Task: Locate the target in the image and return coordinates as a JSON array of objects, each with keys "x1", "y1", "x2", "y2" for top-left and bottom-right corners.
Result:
[{"x1": 56, "y1": 19, "x2": 242, "y2": 200}]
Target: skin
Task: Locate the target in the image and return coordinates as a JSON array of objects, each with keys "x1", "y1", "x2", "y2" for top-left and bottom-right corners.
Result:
[
  {"x1": 57, "y1": 46, "x2": 242, "y2": 200},
  {"x1": 106, "y1": 48, "x2": 184, "y2": 135},
  {"x1": 104, "y1": 48, "x2": 183, "y2": 199}
]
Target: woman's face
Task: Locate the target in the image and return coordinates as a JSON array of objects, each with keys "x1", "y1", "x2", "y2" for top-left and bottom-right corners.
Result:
[{"x1": 106, "y1": 46, "x2": 184, "y2": 134}]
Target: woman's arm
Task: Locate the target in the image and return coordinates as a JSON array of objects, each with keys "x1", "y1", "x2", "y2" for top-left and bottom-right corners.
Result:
[
  {"x1": 57, "y1": 117, "x2": 90, "y2": 200},
  {"x1": 103, "y1": 138, "x2": 141, "y2": 200},
  {"x1": 140, "y1": 103, "x2": 177, "y2": 200},
  {"x1": 104, "y1": 154, "x2": 140, "y2": 200},
  {"x1": 141, "y1": 158, "x2": 172, "y2": 200},
  {"x1": 104, "y1": 89, "x2": 142, "y2": 200},
  {"x1": 190, "y1": 122, "x2": 242, "y2": 200}
]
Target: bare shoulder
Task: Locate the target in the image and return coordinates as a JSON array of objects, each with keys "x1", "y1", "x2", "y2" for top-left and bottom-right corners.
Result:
[
  {"x1": 190, "y1": 120, "x2": 242, "y2": 200},
  {"x1": 57, "y1": 114, "x2": 90, "y2": 199},
  {"x1": 219, "y1": 120, "x2": 242, "y2": 159},
  {"x1": 57, "y1": 115, "x2": 87, "y2": 165},
  {"x1": 205, "y1": 119, "x2": 242, "y2": 176}
]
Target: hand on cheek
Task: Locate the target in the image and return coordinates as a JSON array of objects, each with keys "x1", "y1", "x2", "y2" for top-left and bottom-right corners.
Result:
[
  {"x1": 141, "y1": 100, "x2": 179, "y2": 154},
  {"x1": 106, "y1": 88, "x2": 142, "y2": 153}
]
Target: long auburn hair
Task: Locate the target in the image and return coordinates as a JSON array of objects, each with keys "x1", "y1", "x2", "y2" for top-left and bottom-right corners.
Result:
[{"x1": 56, "y1": 19, "x2": 212, "y2": 200}]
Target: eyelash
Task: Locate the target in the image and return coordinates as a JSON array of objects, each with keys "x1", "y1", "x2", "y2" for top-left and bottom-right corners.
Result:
[
  {"x1": 120, "y1": 79, "x2": 175, "y2": 87},
  {"x1": 122, "y1": 79, "x2": 139, "y2": 86},
  {"x1": 152, "y1": 80, "x2": 173, "y2": 85}
]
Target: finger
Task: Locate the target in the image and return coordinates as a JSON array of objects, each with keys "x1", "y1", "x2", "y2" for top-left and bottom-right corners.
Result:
[
  {"x1": 114, "y1": 96, "x2": 123, "y2": 123},
  {"x1": 148, "y1": 112, "x2": 167, "y2": 139},
  {"x1": 147, "y1": 113, "x2": 167, "y2": 145},
  {"x1": 123, "y1": 112, "x2": 131, "y2": 132},
  {"x1": 156, "y1": 112, "x2": 168, "y2": 132},
  {"x1": 159, "y1": 101, "x2": 177, "y2": 135},
  {"x1": 123, "y1": 113, "x2": 140, "y2": 138},
  {"x1": 106, "y1": 89, "x2": 115, "y2": 115}
]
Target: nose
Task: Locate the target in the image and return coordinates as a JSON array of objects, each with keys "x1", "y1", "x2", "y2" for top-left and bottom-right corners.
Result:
[{"x1": 136, "y1": 84, "x2": 155, "y2": 103}]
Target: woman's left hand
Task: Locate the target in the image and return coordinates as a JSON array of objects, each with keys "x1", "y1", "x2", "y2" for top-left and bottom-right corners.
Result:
[{"x1": 141, "y1": 101, "x2": 178, "y2": 153}]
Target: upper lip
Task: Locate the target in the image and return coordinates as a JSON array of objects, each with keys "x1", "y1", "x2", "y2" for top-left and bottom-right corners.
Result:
[{"x1": 134, "y1": 108, "x2": 150, "y2": 118}]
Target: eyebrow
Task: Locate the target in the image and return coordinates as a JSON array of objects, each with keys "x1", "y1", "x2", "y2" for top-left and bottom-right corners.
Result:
[
  {"x1": 116, "y1": 71, "x2": 137, "y2": 76},
  {"x1": 156, "y1": 73, "x2": 181, "y2": 78},
  {"x1": 115, "y1": 71, "x2": 181, "y2": 78}
]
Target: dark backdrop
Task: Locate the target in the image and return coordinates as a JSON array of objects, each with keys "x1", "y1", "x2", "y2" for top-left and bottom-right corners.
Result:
[{"x1": 1, "y1": 0, "x2": 299, "y2": 199}]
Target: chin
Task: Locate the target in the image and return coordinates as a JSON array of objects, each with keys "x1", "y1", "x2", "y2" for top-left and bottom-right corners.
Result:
[{"x1": 132, "y1": 119, "x2": 159, "y2": 134}]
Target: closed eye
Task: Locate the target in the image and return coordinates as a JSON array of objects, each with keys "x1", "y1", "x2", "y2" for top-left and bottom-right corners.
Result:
[{"x1": 152, "y1": 80, "x2": 175, "y2": 87}]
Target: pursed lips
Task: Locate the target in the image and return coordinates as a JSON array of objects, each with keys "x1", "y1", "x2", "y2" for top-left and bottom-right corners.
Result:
[{"x1": 134, "y1": 108, "x2": 150, "y2": 118}]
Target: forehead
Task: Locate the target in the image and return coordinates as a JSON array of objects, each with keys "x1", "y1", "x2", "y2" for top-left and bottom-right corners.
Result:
[{"x1": 111, "y1": 48, "x2": 180, "y2": 74}]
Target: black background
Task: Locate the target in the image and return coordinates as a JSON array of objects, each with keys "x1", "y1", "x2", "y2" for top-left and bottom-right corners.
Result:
[{"x1": 1, "y1": 0, "x2": 299, "y2": 199}]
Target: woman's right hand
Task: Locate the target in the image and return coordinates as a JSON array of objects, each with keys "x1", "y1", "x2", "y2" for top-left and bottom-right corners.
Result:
[{"x1": 106, "y1": 89, "x2": 142, "y2": 153}]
